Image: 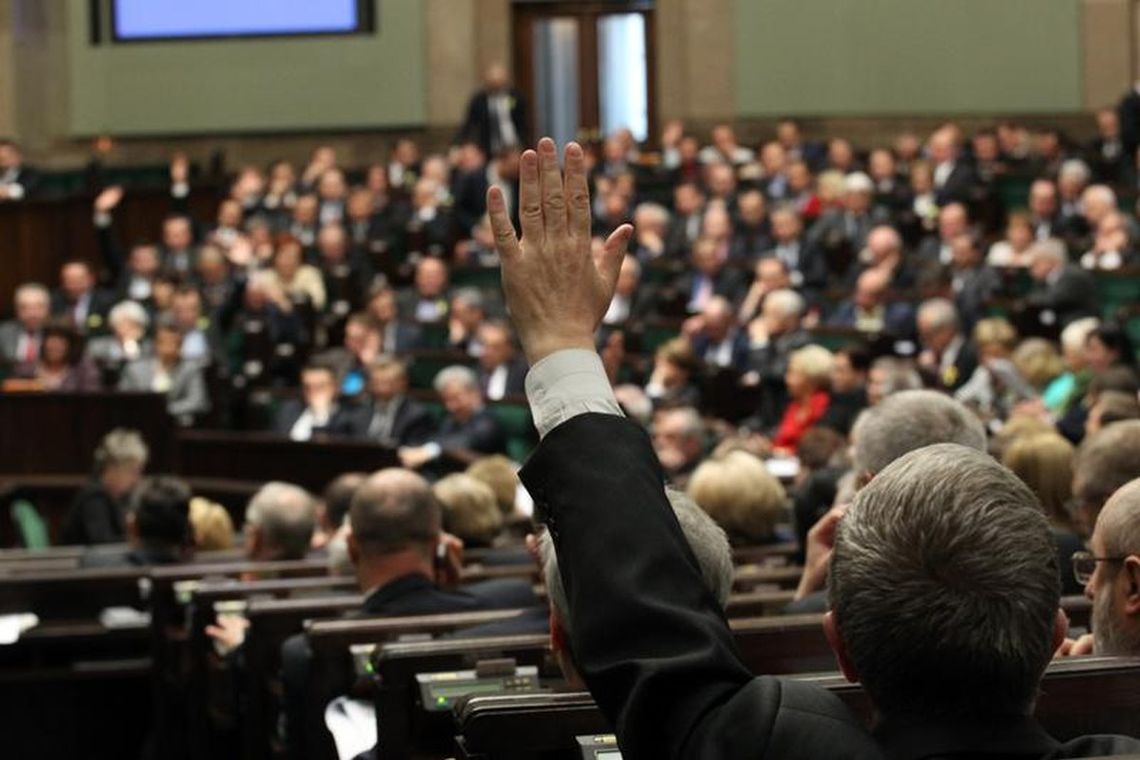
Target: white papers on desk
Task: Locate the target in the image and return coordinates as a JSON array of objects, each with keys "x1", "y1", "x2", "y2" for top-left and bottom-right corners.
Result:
[
  {"x1": 0, "y1": 613, "x2": 39, "y2": 645},
  {"x1": 325, "y1": 696, "x2": 377, "y2": 760}
]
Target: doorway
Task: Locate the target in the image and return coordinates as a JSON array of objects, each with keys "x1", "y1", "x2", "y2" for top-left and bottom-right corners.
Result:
[{"x1": 513, "y1": 1, "x2": 656, "y2": 147}]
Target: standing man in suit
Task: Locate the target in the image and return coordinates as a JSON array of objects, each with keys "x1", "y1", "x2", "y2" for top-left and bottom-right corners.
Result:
[
  {"x1": 273, "y1": 363, "x2": 358, "y2": 441},
  {"x1": 476, "y1": 321, "x2": 527, "y2": 400},
  {"x1": 928, "y1": 124, "x2": 977, "y2": 208},
  {"x1": 358, "y1": 357, "x2": 436, "y2": 448},
  {"x1": 0, "y1": 139, "x2": 37, "y2": 201},
  {"x1": 0, "y1": 283, "x2": 50, "y2": 372},
  {"x1": 485, "y1": 137, "x2": 1140, "y2": 759},
  {"x1": 398, "y1": 365, "x2": 507, "y2": 474},
  {"x1": 457, "y1": 63, "x2": 527, "y2": 158}
]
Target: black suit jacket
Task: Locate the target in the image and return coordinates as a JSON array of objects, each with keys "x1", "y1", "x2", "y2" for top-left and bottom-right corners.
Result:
[
  {"x1": 61, "y1": 483, "x2": 126, "y2": 546},
  {"x1": 478, "y1": 360, "x2": 528, "y2": 399},
  {"x1": 1025, "y1": 266, "x2": 1100, "y2": 328},
  {"x1": 358, "y1": 396, "x2": 437, "y2": 447},
  {"x1": 435, "y1": 408, "x2": 507, "y2": 457},
  {"x1": 519, "y1": 413, "x2": 1140, "y2": 759},
  {"x1": 273, "y1": 400, "x2": 359, "y2": 440},
  {"x1": 51, "y1": 289, "x2": 117, "y2": 334},
  {"x1": 933, "y1": 161, "x2": 978, "y2": 207},
  {"x1": 457, "y1": 89, "x2": 528, "y2": 155}
]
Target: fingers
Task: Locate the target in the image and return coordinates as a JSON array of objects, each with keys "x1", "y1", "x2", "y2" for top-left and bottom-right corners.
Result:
[
  {"x1": 599, "y1": 224, "x2": 633, "y2": 287},
  {"x1": 518, "y1": 149, "x2": 543, "y2": 243},
  {"x1": 538, "y1": 138, "x2": 568, "y2": 240},
  {"x1": 486, "y1": 186, "x2": 521, "y2": 261},
  {"x1": 564, "y1": 142, "x2": 592, "y2": 240}
]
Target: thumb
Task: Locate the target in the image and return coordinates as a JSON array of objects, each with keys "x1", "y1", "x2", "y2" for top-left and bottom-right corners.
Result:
[{"x1": 597, "y1": 224, "x2": 633, "y2": 287}]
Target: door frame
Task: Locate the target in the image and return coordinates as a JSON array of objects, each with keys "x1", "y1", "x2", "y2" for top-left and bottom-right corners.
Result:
[{"x1": 512, "y1": 1, "x2": 657, "y2": 146}]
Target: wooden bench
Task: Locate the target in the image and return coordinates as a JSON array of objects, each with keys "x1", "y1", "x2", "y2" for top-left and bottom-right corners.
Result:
[{"x1": 454, "y1": 657, "x2": 1140, "y2": 759}]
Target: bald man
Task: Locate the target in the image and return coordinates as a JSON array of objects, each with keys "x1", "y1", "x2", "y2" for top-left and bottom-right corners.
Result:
[
  {"x1": 1061, "y1": 477, "x2": 1140, "y2": 657},
  {"x1": 281, "y1": 467, "x2": 540, "y2": 757}
]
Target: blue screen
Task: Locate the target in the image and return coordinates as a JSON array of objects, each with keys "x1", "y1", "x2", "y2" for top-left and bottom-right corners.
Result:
[{"x1": 113, "y1": 0, "x2": 362, "y2": 40}]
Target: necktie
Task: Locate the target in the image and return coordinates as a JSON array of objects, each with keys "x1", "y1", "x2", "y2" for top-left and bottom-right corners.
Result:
[{"x1": 23, "y1": 333, "x2": 37, "y2": 363}]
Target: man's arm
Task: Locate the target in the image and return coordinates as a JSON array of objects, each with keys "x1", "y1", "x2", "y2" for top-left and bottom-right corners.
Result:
[{"x1": 489, "y1": 140, "x2": 779, "y2": 758}]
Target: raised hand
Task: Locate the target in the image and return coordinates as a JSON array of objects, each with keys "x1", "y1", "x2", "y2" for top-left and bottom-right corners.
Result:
[
  {"x1": 93, "y1": 185, "x2": 124, "y2": 214},
  {"x1": 487, "y1": 138, "x2": 633, "y2": 365}
]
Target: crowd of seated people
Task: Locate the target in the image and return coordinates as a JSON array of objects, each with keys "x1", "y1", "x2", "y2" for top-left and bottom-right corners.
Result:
[{"x1": 5, "y1": 100, "x2": 1140, "y2": 757}]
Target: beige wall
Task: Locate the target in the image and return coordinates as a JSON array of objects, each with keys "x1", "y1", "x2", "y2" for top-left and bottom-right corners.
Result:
[
  {"x1": 0, "y1": 0, "x2": 13, "y2": 138},
  {"x1": 1082, "y1": 0, "x2": 1134, "y2": 109},
  {"x1": 656, "y1": 0, "x2": 735, "y2": 125}
]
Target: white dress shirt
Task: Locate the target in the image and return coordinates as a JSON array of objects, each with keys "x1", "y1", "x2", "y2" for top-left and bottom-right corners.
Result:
[{"x1": 524, "y1": 350, "x2": 622, "y2": 439}]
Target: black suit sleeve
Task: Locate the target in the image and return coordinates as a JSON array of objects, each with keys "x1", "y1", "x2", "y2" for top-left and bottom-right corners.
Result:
[{"x1": 519, "y1": 414, "x2": 756, "y2": 757}]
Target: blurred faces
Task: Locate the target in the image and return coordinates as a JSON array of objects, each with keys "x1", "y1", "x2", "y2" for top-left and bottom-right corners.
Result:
[
  {"x1": 415, "y1": 258, "x2": 448, "y2": 297},
  {"x1": 368, "y1": 365, "x2": 406, "y2": 402},
  {"x1": 15, "y1": 288, "x2": 49, "y2": 331},
  {"x1": 440, "y1": 379, "x2": 481, "y2": 422},
  {"x1": 154, "y1": 327, "x2": 183, "y2": 366},
  {"x1": 171, "y1": 290, "x2": 202, "y2": 330},
  {"x1": 302, "y1": 367, "x2": 338, "y2": 410},
  {"x1": 162, "y1": 217, "x2": 194, "y2": 251},
  {"x1": 478, "y1": 324, "x2": 514, "y2": 370},
  {"x1": 1085, "y1": 335, "x2": 1119, "y2": 373},
  {"x1": 60, "y1": 263, "x2": 94, "y2": 300}
]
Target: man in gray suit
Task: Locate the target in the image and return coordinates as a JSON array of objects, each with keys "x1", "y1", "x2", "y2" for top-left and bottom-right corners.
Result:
[
  {"x1": 119, "y1": 319, "x2": 209, "y2": 426},
  {"x1": 0, "y1": 283, "x2": 50, "y2": 372}
]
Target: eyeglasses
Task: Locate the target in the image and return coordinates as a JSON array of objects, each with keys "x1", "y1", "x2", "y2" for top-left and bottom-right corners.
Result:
[{"x1": 1071, "y1": 551, "x2": 1128, "y2": 585}]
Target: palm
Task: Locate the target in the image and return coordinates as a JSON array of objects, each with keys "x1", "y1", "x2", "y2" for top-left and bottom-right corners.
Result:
[{"x1": 488, "y1": 138, "x2": 632, "y2": 363}]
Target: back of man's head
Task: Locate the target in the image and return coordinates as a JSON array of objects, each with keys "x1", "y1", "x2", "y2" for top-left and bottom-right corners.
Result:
[
  {"x1": 1074, "y1": 420, "x2": 1140, "y2": 527},
  {"x1": 541, "y1": 488, "x2": 732, "y2": 634},
  {"x1": 851, "y1": 390, "x2": 986, "y2": 477},
  {"x1": 830, "y1": 443, "x2": 1060, "y2": 717},
  {"x1": 350, "y1": 468, "x2": 440, "y2": 559},
  {"x1": 244, "y1": 482, "x2": 316, "y2": 560},
  {"x1": 322, "y1": 473, "x2": 367, "y2": 533},
  {"x1": 131, "y1": 477, "x2": 192, "y2": 552}
]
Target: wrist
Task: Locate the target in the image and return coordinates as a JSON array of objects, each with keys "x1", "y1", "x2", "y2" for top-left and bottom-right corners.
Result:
[{"x1": 521, "y1": 332, "x2": 596, "y2": 365}]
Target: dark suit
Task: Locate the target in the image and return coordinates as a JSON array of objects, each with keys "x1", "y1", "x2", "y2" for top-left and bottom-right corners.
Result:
[
  {"x1": 61, "y1": 483, "x2": 126, "y2": 546},
  {"x1": 51, "y1": 289, "x2": 116, "y2": 334},
  {"x1": 933, "y1": 161, "x2": 978, "y2": 207},
  {"x1": 672, "y1": 269, "x2": 747, "y2": 312},
  {"x1": 691, "y1": 331, "x2": 750, "y2": 372},
  {"x1": 0, "y1": 321, "x2": 39, "y2": 371},
  {"x1": 435, "y1": 408, "x2": 507, "y2": 456},
  {"x1": 478, "y1": 360, "x2": 528, "y2": 400},
  {"x1": 281, "y1": 572, "x2": 538, "y2": 760},
  {"x1": 828, "y1": 301, "x2": 916, "y2": 337},
  {"x1": 951, "y1": 264, "x2": 1002, "y2": 331},
  {"x1": 520, "y1": 413, "x2": 1140, "y2": 759},
  {"x1": 920, "y1": 338, "x2": 977, "y2": 394},
  {"x1": 452, "y1": 168, "x2": 490, "y2": 235},
  {"x1": 273, "y1": 400, "x2": 359, "y2": 440},
  {"x1": 357, "y1": 396, "x2": 436, "y2": 447},
  {"x1": 1025, "y1": 266, "x2": 1100, "y2": 329},
  {"x1": 0, "y1": 165, "x2": 38, "y2": 199},
  {"x1": 457, "y1": 89, "x2": 528, "y2": 156}
]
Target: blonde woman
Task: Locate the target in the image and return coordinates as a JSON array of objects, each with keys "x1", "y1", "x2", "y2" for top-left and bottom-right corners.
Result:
[{"x1": 687, "y1": 451, "x2": 788, "y2": 545}]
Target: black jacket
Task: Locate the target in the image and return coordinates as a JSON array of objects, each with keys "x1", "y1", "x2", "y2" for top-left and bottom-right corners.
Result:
[
  {"x1": 273, "y1": 400, "x2": 359, "y2": 440},
  {"x1": 518, "y1": 413, "x2": 1140, "y2": 759},
  {"x1": 457, "y1": 89, "x2": 528, "y2": 156},
  {"x1": 61, "y1": 483, "x2": 126, "y2": 546},
  {"x1": 357, "y1": 396, "x2": 437, "y2": 447}
]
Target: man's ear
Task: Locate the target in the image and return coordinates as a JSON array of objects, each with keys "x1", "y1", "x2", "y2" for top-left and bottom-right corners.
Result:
[
  {"x1": 1123, "y1": 556, "x2": 1140, "y2": 616},
  {"x1": 854, "y1": 470, "x2": 874, "y2": 491},
  {"x1": 823, "y1": 610, "x2": 859, "y2": 683}
]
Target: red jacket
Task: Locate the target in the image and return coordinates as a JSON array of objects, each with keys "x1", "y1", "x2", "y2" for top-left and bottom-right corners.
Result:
[{"x1": 773, "y1": 390, "x2": 830, "y2": 450}]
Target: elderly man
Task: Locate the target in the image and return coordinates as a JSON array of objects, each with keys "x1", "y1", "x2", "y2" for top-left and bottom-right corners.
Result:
[
  {"x1": 52, "y1": 261, "x2": 115, "y2": 335},
  {"x1": 916, "y1": 201, "x2": 971, "y2": 271},
  {"x1": 456, "y1": 62, "x2": 527, "y2": 156},
  {"x1": 652, "y1": 407, "x2": 705, "y2": 489},
  {"x1": 828, "y1": 269, "x2": 915, "y2": 337},
  {"x1": 845, "y1": 224, "x2": 919, "y2": 291},
  {"x1": 0, "y1": 283, "x2": 51, "y2": 370},
  {"x1": 630, "y1": 202, "x2": 671, "y2": 262},
  {"x1": 1073, "y1": 420, "x2": 1140, "y2": 536},
  {"x1": 915, "y1": 297, "x2": 976, "y2": 392},
  {"x1": 928, "y1": 124, "x2": 977, "y2": 206},
  {"x1": 1067, "y1": 476, "x2": 1140, "y2": 656},
  {"x1": 399, "y1": 365, "x2": 506, "y2": 474},
  {"x1": 485, "y1": 138, "x2": 1140, "y2": 758},
  {"x1": 744, "y1": 288, "x2": 811, "y2": 425},
  {"x1": 1024, "y1": 238, "x2": 1099, "y2": 329},
  {"x1": 761, "y1": 205, "x2": 828, "y2": 295},
  {"x1": 243, "y1": 482, "x2": 317, "y2": 561},
  {"x1": 807, "y1": 172, "x2": 886, "y2": 281},
  {"x1": 539, "y1": 489, "x2": 734, "y2": 687}
]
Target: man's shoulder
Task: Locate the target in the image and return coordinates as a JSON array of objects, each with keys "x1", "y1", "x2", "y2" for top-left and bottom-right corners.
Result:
[{"x1": 1048, "y1": 734, "x2": 1140, "y2": 758}]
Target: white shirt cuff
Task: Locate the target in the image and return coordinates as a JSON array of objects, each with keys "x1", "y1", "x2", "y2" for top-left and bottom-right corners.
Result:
[{"x1": 525, "y1": 349, "x2": 623, "y2": 439}]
